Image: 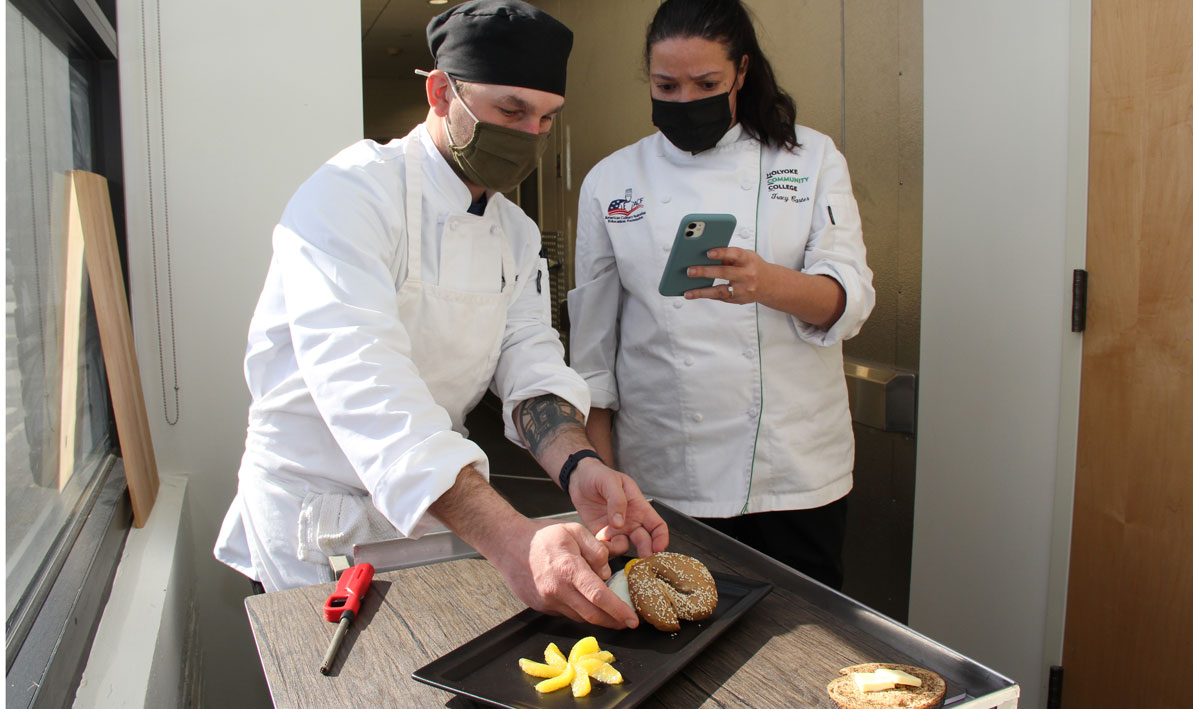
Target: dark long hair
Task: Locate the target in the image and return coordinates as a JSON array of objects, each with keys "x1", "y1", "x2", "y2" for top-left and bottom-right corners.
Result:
[{"x1": 645, "y1": 0, "x2": 799, "y2": 150}]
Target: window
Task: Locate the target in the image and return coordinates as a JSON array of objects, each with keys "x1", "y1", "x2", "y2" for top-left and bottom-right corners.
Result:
[
  {"x1": 5, "y1": 0, "x2": 110, "y2": 619},
  {"x1": 5, "y1": 0, "x2": 129, "y2": 704}
]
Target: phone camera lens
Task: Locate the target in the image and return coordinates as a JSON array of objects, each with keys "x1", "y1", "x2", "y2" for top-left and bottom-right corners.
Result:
[
  {"x1": 685, "y1": 230, "x2": 694, "y2": 237},
  {"x1": 687, "y1": 222, "x2": 697, "y2": 229}
]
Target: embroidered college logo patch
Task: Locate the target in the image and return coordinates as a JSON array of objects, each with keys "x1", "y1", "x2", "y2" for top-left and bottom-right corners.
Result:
[
  {"x1": 766, "y1": 168, "x2": 811, "y2": 204},
  {"x1": 606, "y1": 189, "x2": 646, "y2": 223}
]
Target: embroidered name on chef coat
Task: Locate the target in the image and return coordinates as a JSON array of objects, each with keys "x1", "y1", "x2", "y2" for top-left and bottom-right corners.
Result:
[{"x1": 766, "y1": 168, "x2": 811, "y2": 204}]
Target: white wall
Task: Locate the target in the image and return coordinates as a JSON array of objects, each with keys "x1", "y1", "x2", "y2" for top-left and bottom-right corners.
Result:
[
  {"x1": 914, "y1": 2, "x2": 1088, "y2": 708},
  {"x1": 116, "y1": 0, "x2": 362, "y2": 704}
]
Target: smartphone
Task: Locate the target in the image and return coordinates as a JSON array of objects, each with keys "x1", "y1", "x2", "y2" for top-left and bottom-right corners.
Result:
[{"x1": 657, "y1": 213, "x2": 737, "y2": 296}]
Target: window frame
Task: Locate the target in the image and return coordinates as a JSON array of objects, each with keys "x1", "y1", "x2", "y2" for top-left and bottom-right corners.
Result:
[
  {"x1": 6, "y1": 459, "x2": 131, "y2": 707},
  {"x1": 5, "y1": 0, "x2": 132, "y2": 705}
]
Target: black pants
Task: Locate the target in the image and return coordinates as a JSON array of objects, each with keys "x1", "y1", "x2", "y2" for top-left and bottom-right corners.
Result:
[{"x1": 697, "y1": 496, "x2": 848, "y2": 590}]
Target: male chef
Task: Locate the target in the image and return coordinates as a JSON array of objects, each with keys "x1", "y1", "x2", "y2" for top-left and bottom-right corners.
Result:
[{"x1": 215, "y1": 0, "x2": 666, "y2": 629}]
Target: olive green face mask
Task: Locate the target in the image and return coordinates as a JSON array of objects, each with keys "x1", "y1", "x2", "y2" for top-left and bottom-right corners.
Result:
[{"x1": 444, "y1": 76, "x2": 551, "y2": 193}]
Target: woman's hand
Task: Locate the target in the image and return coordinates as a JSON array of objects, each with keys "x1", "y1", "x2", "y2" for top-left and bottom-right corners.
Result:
[
  {"x1": 684, "y1": 246, "x2": 846, "y2": 328},
  {"x1": 683, "y1": 246, "x2": 776, "y2": 304}
]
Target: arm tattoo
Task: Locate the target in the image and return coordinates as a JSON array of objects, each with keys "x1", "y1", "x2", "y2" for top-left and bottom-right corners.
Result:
[{"x1": 516, "y1": 395, "x2": 585, "y2": 458}]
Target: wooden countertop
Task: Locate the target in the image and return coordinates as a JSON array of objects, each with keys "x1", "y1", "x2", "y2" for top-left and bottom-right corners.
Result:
[{"x1": 245, "y1": 508, "x2": 1017, "y2": 708}]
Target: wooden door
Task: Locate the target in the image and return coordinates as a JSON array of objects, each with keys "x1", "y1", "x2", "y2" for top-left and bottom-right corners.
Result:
[{"x1": 1062, "y1": 2, "x2": 1193, "y2": 706}]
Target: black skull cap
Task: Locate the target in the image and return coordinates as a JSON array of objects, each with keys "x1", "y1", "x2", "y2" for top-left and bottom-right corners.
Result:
[{"x1": 426, "y1": 0, "x2": 573, "y2": 97}]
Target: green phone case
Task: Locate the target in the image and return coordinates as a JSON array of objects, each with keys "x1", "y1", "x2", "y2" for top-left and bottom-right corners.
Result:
[{"x1": 658, "y1": 213, "x2": 737, "y2": 296}]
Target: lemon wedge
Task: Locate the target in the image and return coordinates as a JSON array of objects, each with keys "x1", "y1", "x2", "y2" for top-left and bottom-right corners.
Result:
[
  {"x1": 518, "y1": 658, "x2": 564, "y2": 678},
  {"x1": 571, "y1": 664, "x2": 592, "y2": 698},
  {"x1": 578, "y1": 650, "x2": 614, "y2": 665},
  {"x1": 543, "y1": 642, "x2": 567, "y2": 668},
  {"x1": 567, "y1": 636, "x2": 600, "y2": 664},
  {"x1": 577, "y1": 657, "x2": 624, "y2": 684},
  {"x1": 535, "y1": 662, "x2": 575, "y2": 693},
  {"x1": 588, "y1": 662, "x2": 623, "y2": 685}
]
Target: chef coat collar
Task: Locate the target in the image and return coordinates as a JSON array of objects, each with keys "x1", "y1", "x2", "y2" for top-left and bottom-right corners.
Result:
[
  {"x1": 657, "y1": 122, "x2": 750, "y2": 165},
  {"x1": 413, "y1": 123, "x2": 495, "y2": 215}
]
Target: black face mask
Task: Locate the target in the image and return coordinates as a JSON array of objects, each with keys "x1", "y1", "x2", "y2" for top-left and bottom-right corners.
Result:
[{"x1": 651, "y1": 92, "x2": 733, "y2": 153}]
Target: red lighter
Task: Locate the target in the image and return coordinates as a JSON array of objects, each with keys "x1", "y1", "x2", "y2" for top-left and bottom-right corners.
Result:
[{"x1": 319, "y1": 563, "x2": 374, "y2": 674}]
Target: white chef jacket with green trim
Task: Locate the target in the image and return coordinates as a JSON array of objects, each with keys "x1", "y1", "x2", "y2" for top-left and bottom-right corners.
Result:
[{"x1": 568, "y1": 123, "x2": 874, "y2": 518}]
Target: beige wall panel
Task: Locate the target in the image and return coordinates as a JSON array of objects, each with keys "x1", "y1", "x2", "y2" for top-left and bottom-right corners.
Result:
[
  {"x1": 842, "y1": 0, "x2": 922, "y2": 370},
  {"x1": 843, "y1": 0, "x2": 899, "y2": 364},
  {"x1": 748, "y1": 0, "x2": 844, "y2": 143},
  {"x1": 549, "y1": 0, "x2": 657, "y2": 206}
]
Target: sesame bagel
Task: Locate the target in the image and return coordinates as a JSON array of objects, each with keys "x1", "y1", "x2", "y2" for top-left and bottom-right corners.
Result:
[{"x1": 625, "y1": 552, "x2": 718, "y2": 632}]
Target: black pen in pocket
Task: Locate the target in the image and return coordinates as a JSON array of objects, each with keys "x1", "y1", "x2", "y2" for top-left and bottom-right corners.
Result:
[{"x1": 827, "y1": 205, "x2": 836, "y2": 225}]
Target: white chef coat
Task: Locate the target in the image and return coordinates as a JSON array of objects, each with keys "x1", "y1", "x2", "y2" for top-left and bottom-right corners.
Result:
[
  {"x1": 215, "y1": 124, "x2": 589, "y2": 590},
  {"x1": 567, "y1": 123, "x2": 874, "y2": 518}
]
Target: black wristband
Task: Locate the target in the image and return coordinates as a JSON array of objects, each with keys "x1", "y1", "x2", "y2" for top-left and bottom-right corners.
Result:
[{"x1": 558, "y1": 449, "x2": 602, "y2": 496}]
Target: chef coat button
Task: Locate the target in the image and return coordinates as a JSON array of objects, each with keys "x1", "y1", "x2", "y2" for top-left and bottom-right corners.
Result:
[
  {"x1": 748, "y1": 408, "x2": 758, "y2": 418},
  {"x1": 684, "y1": 356, "x2": 694, "y2": 366},
  {"x1": 672, "y1": 300, "x2": 684, "y2": 309},
  {"x1": 663, "y1": 243, "x2": 672, "y2": 252},
  {"x1": 743, "y1": 348, "x2": 754, "y2": 358},
  {"x1": 691, "y1": 412, "x2": 703, "y2": 423},
  {"x1": 741, "y1": 227, "x2": 754, "y2": 238},
  {"x1": 489, "y1": 225, "x2": 498, "y2": 235},
  {"x1": 448, "y1": 219, "x2": 458, "y2": 230},
  {"x1": 661, "y1": 195, "x2": 671, "y2": 203},
  {"x1": 740, "y1": 181, "x2": 753, "y2": 190}
]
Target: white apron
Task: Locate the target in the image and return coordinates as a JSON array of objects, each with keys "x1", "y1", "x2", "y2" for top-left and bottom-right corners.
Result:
[
  {"x1": 294, "y1": 142, "x2": 517, "y2": 560},
  {"x1": 396, "y1": 141, "x2": 516, "y2": 432}
]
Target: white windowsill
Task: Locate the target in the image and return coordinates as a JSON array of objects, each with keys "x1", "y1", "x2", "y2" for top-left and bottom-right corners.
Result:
[{"x1": 73, "y1": 475, "x2": 198, "y2": 707}]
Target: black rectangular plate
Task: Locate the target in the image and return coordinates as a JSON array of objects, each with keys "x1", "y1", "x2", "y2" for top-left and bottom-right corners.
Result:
[{"x1": 412, "y1": 571, "x2": 773, "y2": 708}]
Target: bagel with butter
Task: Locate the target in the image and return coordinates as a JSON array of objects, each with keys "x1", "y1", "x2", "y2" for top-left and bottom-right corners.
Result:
[
  {"x1": 827, "y1": 663, "x2": 946, "y2": 709},
  {"x1": 625, "y1": 552, "x2": 718, "y2": 632}
]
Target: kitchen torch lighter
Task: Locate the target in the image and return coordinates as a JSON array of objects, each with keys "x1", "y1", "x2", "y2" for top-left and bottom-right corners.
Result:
[{"x1": 319, "y1": 562, "x2": 374, "y2": 675}]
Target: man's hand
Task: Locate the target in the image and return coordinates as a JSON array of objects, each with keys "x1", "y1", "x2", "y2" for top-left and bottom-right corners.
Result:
[
  {"x1": 570, "y1": 457, "x2": 668, "y2": 559},
  {"x1": 489, "y1": 516, "x2": 640, "y2": 629},
  {"x1": 431, "y1": 467, "x2": 639, "y2": 628},
  {"x1": 515, "y1": 395, "x2": 670, "y2": 559}
]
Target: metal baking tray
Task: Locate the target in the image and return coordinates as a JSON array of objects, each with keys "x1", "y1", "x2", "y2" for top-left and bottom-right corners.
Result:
[{"x1": 354, "y1": 503, "x2": 1018, "y2": 708}]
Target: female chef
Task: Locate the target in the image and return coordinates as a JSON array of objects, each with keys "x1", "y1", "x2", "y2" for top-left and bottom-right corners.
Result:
[{"x1": 568, "y1": 0, "x2": 874, "y2": 589}]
